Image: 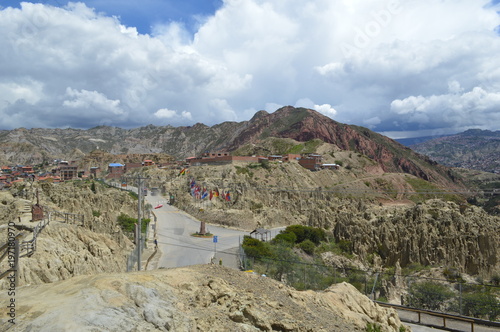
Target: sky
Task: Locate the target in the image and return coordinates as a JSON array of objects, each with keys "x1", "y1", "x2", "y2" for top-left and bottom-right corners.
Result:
[{"x1": 1, "y1": 1, "x2": 500, "y2": 138}]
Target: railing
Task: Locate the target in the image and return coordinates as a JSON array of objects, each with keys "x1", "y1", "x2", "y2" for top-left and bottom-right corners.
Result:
[
  {"x1": 375, "y1": 301, "x2": 500, "y2": 332},
  {"x1": 19, "y1": 217, "x2": 50, "y2": 258},
  {"x1": 0, "y1": 233, "x2": 23, "y2": 285},
  {"x1": 48, "y1": 210, "x2": 84, "y2": 226},
  {"x1": 1, "y1": 209, "x2": 85, "y2": 285}
]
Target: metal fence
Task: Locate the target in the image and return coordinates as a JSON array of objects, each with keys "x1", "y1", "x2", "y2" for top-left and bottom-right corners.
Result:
[{"x1": 241, "y1": 253, "x2": 500, "y2": 322}]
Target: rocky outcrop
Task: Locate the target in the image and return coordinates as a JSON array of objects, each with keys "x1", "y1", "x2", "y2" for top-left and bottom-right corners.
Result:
[
  {"x1": 0, "y1": 181, "x2": 136, "y2": 288},
  {"x1": 0, "y1": 265, "x2": 409, "y2": 332},
  {"x1": 332, "y1": 199, "x2": 499, "y2": 276},
  {"x1": 14, "y1": 223, "x2": 132, "y2": 286}
]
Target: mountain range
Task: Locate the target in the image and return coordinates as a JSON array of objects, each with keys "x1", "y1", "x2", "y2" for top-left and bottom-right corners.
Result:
[{"x1": 0, "y1": 106, "x2": 468, "y2": 188}]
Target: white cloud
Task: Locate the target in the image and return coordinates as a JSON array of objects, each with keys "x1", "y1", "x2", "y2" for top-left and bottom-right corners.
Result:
[
  {"x1": 0, "y1": 0, "x2": 499, "y2": 137},
  {"x1": 63, "y1": 88, "x2": 123, "y2": 115},
  {"x1": 154, "y1": 108, "x2": 177, "y2": 119},
  {"x1": 390, "y1": 86, "x2": 500, "y2": 130},
  {"x1": 314, "y1": 104, "x2": 337, "y2": 118},
  {"x1": 154, "y1": 108, "x2": 193, "y2": 121},
  {"x1": 295, "y1": 99, "x2": 337, "y2": 118},
  {"x1": 0, "y1": 80, "x2": 43, "y2": 106},
  {"x1": 208, "y1": 98, "x2": 237, "y2": 121}
]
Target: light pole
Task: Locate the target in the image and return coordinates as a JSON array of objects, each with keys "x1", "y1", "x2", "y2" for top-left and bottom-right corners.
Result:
[{"x1": 128, "y1": 174, "x2": 148, "y2": 271}]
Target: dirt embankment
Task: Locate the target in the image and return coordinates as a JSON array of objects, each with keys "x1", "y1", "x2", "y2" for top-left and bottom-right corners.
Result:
[
  {"x1": 0, "y1": 181, "x2": 136, "y2": 289},
  {"x1": 0, "y1": 265, "x2": 409, "y2": 332}
]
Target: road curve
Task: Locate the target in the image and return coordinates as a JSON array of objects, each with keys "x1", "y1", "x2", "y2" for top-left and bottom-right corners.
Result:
[{"x1": 148, "y1": 196, "x2": 252, "y2": 268}]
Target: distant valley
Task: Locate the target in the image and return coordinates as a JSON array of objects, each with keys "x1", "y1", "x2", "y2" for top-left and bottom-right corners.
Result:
[{"x1": 408, "y1": 129, "x2": 500, "y2": 174}]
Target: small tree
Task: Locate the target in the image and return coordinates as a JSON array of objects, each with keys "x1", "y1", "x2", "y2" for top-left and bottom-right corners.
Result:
[
  {"x1": 462, "y1": 291, "x2": 500, "y2": 321},
  {"x1": 407, "y1": 281, "x2": 454, "y2": 311}
]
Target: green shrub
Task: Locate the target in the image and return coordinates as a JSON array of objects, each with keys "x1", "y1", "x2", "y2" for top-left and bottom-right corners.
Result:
[
  {"x1": 298, "y1": 239, "x2": 315, "y2": 255},
  {"x1": 242, "y1": 236, "x2": 272, "y2": 259},
  {"x1": 117, "y1": 213, "x2": 150, "y2": 233},
  {"x1": 443, "y1": 267, "x2": 464, "y2": 283},
  {"x1": 461, "y1": 291, "x2": 500, "y2": 321},
  {"x1": 285, "y1": 225, "x2": 325, "y2": 244},
  {"x1": 407, "y1": 281, "x2": 454, "y2": 310},
  {"x1": 337, "y1": 239, "x2": 353, "y2": 254},
  {"x1": 272, "y1": 232, "x2": 297, "y2": 246},
  {"x1": 92, "y1": 210, "x2": 101, "y2": 217},
  {"x1": 366, "y1": 323, "x2": 382, "y2": 332},
  {"x1": 490, "y1": 274, "x2": 500, "y2": 286}
]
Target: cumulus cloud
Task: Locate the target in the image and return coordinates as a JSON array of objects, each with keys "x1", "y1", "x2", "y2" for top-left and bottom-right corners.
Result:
[
  {"x1": 314, "y1": 104, "x2": 337, "y2": 117},
  {"x1": 0, "y1": 0, "x2": 499, "y2": 137},
  {"x1": 154, "y1": 108, "x2": 192, "y2": 121},
  {"x1": 390, "y1": 86, "x2": 500, "y2": 131},
  {"x1": 63, "y1": 88, "x2": 123, "y2": 115}
]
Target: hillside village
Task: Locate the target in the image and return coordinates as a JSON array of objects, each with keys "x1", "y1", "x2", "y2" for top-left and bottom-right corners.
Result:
[{"x1": 0, "y1": 150, "x2": 340, "y2": 188}]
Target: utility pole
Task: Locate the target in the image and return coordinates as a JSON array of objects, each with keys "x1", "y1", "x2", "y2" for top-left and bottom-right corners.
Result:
[{"x1": 128, "y1": 175, "x2": 148, "y2": 271}]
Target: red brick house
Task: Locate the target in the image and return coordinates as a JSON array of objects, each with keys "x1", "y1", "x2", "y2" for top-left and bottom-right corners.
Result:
[{"x1": 298, "y1": 154, "x2": 323, "y2": 171}]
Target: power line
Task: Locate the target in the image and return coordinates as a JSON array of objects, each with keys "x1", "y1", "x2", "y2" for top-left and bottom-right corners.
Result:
[{"x1": 153, "y1": 238, "x2": 500, "y2": 288}]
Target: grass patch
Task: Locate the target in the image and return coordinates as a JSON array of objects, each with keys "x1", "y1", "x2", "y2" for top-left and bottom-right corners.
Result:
[{"x1": 406, "y1": 177, "x2": 463, "y2": 203}]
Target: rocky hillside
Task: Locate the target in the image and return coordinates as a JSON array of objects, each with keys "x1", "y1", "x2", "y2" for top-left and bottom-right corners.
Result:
[
  {"x1": 0, "y1": 181, "x2": 136, "y2": 288},
  {"x1": 0, "y1": 265, "x2": 408, "y2": 332},
  {"x1": 0, "y1": 107, "x2": 462, "y2": 189},
  {"x1": 140, "y1": 152, "x2": 500, "y2": 277},
  {"x1": 410, "y1": 129, "x2": 500, "y2": 173}
]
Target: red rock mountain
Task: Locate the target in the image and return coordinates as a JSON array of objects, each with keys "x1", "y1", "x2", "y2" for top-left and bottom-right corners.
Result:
[{"x1": 226, "y1": 106, "x2": 460, "y2": 188}]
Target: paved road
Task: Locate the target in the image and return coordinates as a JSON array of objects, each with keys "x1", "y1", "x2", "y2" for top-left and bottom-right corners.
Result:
[{"x1": 147, "y1": 196, "x2": 251, "y2": 268}]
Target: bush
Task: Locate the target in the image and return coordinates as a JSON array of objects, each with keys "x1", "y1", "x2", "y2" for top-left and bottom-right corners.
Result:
[
  {"x1": 461, "y1": 291, "x2": 500, "y2": 321},
  {"x1": 407, "y1": 281, "x2": 454, "y2": 310},
  {"x1": 337, "y1": 239, "x2": 353, "y2": 255},
  {"x1": 284, "y1": 225, "x2": 325, "y2": 245},
  {"x1": 117, "y1": 213, "x2": 150, "y2": 233},
  {"x1": 92, "y1": 210, "x2": 101, "y2": 217},
  {"x1": 272, "y1": 232, "x2": 297, "y2": 246},
  {"x1": 242, "y1": 236, "x2": 272, "y2": 259},
  {"x1": 298, "y1": 239, "x2": 315, "y2": 255},
  {"x1": 365, "y1": 323, "x2": 382, "y2": 332},
  {"x1": 490, "y1": 274, "x2": 500, "y2": 286},
  {"x1": 443, "y1": 267, "x2": 464, "y2": 283}
]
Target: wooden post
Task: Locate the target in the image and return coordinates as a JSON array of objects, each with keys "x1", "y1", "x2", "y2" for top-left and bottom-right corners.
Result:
[
  {"x1": 14, "y1": 238, "x2": 19, "y2": 287},
  {"x1": 199, "y1": 221, "x2": 206, "y2": 235}
]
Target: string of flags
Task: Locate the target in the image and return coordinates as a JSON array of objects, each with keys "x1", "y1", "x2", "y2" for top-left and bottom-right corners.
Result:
[{"x1": 189, "y1": 178, "x2": 231, "y2": 201}]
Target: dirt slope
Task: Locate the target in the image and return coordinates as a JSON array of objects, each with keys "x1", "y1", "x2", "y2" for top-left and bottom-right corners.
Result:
[{"x1": 0, "y1": 265, "x2": 409, "y2": 332}]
